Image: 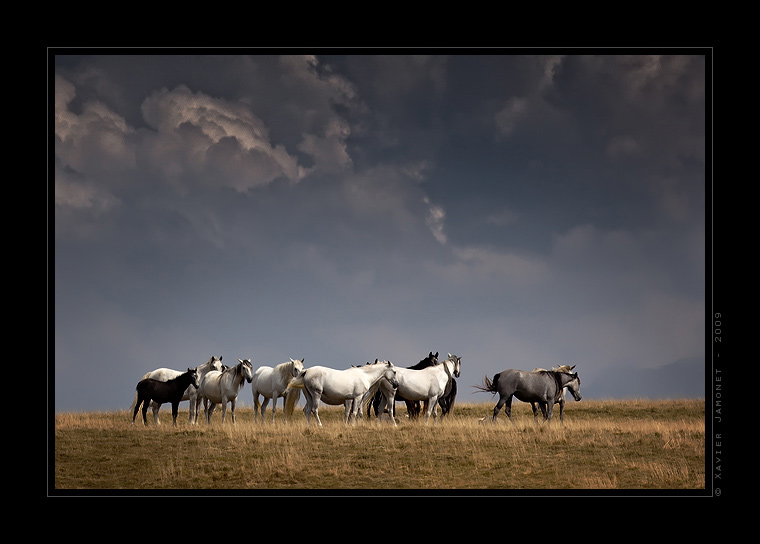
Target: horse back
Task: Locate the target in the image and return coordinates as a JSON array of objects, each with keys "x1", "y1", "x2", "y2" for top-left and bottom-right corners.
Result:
[
  {"x1": 136, "y1": 378, "x2": 176, "y2": 404},
  {"x1": 500, "y1": 369, "x2": 558, "y2": 402}
]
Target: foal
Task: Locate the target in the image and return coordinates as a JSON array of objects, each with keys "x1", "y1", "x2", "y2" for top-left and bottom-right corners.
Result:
[{"x1": 133, "y1": 368, "x2": 200, "y2": 426}]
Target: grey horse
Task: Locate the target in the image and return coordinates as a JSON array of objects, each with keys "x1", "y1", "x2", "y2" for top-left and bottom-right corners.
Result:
[
  {"x1": 529, "y1": 364, "x2": 576, "y2": 421},
  {"x1": 474, "y1": 368, "x2": 582, "y2": 423}
]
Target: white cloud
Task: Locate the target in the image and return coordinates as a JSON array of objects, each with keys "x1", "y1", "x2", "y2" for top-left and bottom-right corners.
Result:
[
  {"x1": 140, "y1": 85, "x2": 304, "y2": 192},
  {"x1": 54, "y1": 163, "x2": 120, "y2": 213},
  {"x1": 297, "y1": 118, "x2": 352, "y2": 175},
  {"x1": 423, "y1": 196, "x2": 447, "y2": 244},
  {"x1": 55, "y1": 75, "x2": 137, "y2": 176},
  {"x1": 54, "y1": 75, "x2": 133, "y2": 216}
]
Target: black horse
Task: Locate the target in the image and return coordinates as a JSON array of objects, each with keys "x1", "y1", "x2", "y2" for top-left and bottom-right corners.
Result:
[
  {"x1": 367, "y1": 351, "x2": 457, "y2": 419},
  {"x1": 132, "y1": 367, "x2": 200, "y2": 426}
]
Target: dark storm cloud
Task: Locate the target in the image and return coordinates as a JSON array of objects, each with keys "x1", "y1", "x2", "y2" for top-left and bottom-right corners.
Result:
[{"x1": 53, "y1": 51, "x2": 707, "y2": 411}]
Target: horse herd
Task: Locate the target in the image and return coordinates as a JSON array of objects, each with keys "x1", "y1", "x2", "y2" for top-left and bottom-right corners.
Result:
[{"x1": 130, "y1": 352, "x2": 582, "y2": 427}]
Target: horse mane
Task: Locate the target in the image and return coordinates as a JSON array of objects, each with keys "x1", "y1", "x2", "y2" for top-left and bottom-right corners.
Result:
[
  {"x1": 277, "y1": 360, "x2": 296, "y2": 383},
  {"x1": 549, "y1": 371, "x2": 565, "y2": 402}
]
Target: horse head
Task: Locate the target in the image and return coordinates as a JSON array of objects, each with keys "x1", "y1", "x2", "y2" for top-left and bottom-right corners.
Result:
[
  {"x1": 187, "y1": 367, "x2": 200, "y2": 389},
  {"x1": 237, "y1": 359, "x2": 254, "y2": 383},
  {"x1": 289, "y1": 358, "x2": 305, "y2": 377},
  {"x1": 446, "y1": 353, "x2": 462, "y2": 378},
  {"x1": 565, "y1": 372, "x2": 582, "y2": 401},
  {"x1": 383, "y1": 361, "x2": 399, "y2": 389},
  {"x1": 208, "y1": 356, "x2": 224, "y2": 372}
]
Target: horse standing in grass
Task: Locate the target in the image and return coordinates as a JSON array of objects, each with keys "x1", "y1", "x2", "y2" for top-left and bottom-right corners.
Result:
[
  {"x1": 132, "y1": 368, "x2": 200, "y2": 426},
  {"x1": 284, "y1": 361, "x2": 399, "y2": 426},
  {"x1": 130, "y1": 356, "x2": 224, "y2": 425},
  {"x1": 199, "y1": 359, "x2": 254, "y2": 424},
  {"x1": 530, "y1": 365, "x2": 576, "y2": 421},
  {"x1": 474, "y1": 368, "x2": 582, "y2": 424},
  {"x1": 367, "y1": 351, "x2": 439, "y2": 419},
  {"x1": 379, "y1": 353, "x2": 462, "y2": 424},
  {"x1": 250, "y1": 358, "x2": 304, "y2": 422}
]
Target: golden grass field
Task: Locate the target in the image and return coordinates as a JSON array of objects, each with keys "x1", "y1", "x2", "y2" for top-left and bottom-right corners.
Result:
[{"x1": 52, "y1": 399, "x2": 706, "y2": 492}]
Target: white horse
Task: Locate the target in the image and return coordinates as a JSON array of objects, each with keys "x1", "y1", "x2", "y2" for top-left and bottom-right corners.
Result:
[
  {"x1": 284, "y1": 361, "x2": 399, "y2": 426},
  {"x1": 381, "y1": 353, "x2": 461, "y2": 423},
  {"x1": 129, "y1": 355, "x2": 224, "y2": 425},
  {"x1": 198, "y1": 359, "x2": 254, "y2": 424},
  {"x1": 251, "y1": 358, "x2": 304, "y2": 422}
]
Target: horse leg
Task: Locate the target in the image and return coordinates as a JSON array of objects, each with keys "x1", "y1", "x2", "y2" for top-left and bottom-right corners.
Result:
[
  {"x1": 142, "y1": 401, "x2": 151, "y2": 426},
  {"x1": 558, "y1": 398, "x2": 566, "y2": 424},
  {"x1": 350, "y1": 397, "x2": 362, "y2": 424},
  {"x1": 172, "y1": 401, "x2": 179, "y2": 427},
  {"x1": 230, "y1": 398, "x2": 237, "y2": 425},
  {"x1": 533, "y1": 402, "x2": 547, "y2": 422},
  {"x1": 252, "y1": 391, "x2": 260, "y2": 422},
  {"x1": 132, "y1": 398, "x2": 142, "y2": 425},
  {"x1": 151, "y1": 401, "x2": 161, "y2": 425},
  {"x1": 424, "y1": 396, "x2": 438, "y2": 424},
  {"x1": 301, "y1": 388, "x2": 313, "y2": 425},
  {"x1": 261, "y1": 397, "x2": 270, "y2": 422},
  {"x1": 504, "y1": 396, "x2": 514, "y2": 421},
  {"x1": 545, "y1": 401, "x2": 554, "y2": 424},
  {"x1": 310, "y1": 390, "x2": 324, "y2": 427},
  {"x1": 493, "y1": 394, "x2": 512, "y2": 421},
  {"x1": 221, "y1": 398, "x2": 228, "y2": 424},
  {"x1": 270, "y1": 393, "x2": 278, "y2": 423},
  {"x1": 194, "y1": 396, "x2": 203, "y2": 425},
  {"x1": 531, "y1": 402, "x2": 539, "y2": 421},
  {"x1": 387, "y1": 398, "x2": 398, "y2": 426},
  {"x1": 438, "y1": 396, "x2": 449, "y2": 417},
  {"x1": 343, "y1": 400, "x2": 352, "y2": 424}
]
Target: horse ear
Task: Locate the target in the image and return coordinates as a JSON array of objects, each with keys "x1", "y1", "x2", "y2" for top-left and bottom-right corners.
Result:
[
  {"x1": 570, "y1": 365, "x2": 576, "y2": 370},
  {"x1": 435, "y1": 352, "x2": 439, "y2": 358},
  {"x1": 301, "y1": 358, "x2": 304, "y2": 363},
  {"x1": 429, "y1": 351, "x2": 433, "y2": 357},
  {"x1": 238, "y1": 359, "x2": 244, "y2": 364},
  {"x1": 375, "y1": 358, "x2": 379, "y2": 363},
  {"x1": 219, "y1": 356, "x2": 223, "y2": 361}
]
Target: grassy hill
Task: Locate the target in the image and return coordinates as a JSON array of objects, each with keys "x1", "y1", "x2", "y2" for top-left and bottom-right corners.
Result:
[{"x1": 52, "y1": 399, "x2": 706, "y2": 492}]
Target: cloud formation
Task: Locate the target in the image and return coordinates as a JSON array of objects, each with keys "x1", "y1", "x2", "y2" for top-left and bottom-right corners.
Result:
[{"x1": 52, "y1": 52, "x2": 707, "y2": 411}]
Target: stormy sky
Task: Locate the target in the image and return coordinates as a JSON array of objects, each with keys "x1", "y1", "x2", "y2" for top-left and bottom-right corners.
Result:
[{"x1": 52, "y1": 51, "x2": 709, "y2": 412}]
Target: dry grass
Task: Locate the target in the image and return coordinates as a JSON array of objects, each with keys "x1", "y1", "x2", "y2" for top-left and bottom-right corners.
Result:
[{"x1": 52, "y1": 399, "x2": 706, "y2": 492}]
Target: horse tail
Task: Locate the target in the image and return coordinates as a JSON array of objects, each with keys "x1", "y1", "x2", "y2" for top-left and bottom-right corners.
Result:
[
  {"x1": 472, "y1": 373, "x2": 499, "y2": 394},
  {"x1": 283, "y1": 371, "x2": 307, "y2": 419},
  {"x1": 129, "y1": 372, "x2": 152, "y2": 411}
]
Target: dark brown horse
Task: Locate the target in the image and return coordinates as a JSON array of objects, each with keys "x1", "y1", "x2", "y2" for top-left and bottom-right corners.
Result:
[{"x1": 132, "y1": 367, "x2": 200, "y2": 426}]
